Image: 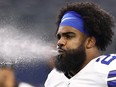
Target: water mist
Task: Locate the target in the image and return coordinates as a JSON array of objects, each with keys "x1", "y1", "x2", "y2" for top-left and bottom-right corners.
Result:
[{"x1": 0, "y1": 25, "x2": 58, "y2": 65}]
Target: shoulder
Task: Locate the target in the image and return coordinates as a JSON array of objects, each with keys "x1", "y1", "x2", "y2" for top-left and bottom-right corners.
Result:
[
  {"x1": 99, "y1": 54, "x2": 116, "y2": 87},
  {"x1": 18, "y1": 82, "x2": 34, "y2": 87},
  {"x1": 47, "y1": 68, "x2": 62, "y2": 78},
  {"x1": 45, "y1": 68, "x2": 66, "y2": 81},
  {"x1": 86, "y1": 54, "x2": 116, "y2": 75},
  {"x1": 92, "y1": 54, "x2": 116, "y2": 87},
  {"x1": 45, "y1": 68, "x2": 68, "y2": 87},
  {"x1": 93, "y1": 54, "x2": 116, "y2": 66}
]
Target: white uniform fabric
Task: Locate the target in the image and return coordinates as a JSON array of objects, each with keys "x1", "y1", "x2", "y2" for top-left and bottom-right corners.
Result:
[
  {"x1": 45, "y1": 54, "x2": 116, "y2": 87},
  {"x1": 18, "y1": 82, "x2": 34, "y2": 87}
]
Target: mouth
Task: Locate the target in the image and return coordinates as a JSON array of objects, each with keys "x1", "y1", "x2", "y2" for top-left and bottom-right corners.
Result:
[{"x1": 57, "y1": 49, "x2": 65, "y2": 54}]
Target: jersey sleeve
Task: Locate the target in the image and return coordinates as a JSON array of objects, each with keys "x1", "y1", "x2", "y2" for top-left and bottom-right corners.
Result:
[
  {"x1": 94, "y1": 54, "x2": 116, "y2": 87},
  {"x1": 105, "y1": 54, "x2": 116, "y2": 87}
]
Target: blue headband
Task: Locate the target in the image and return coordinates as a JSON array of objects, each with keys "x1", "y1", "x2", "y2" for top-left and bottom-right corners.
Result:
[{"x1": 59, "y1": 11, "x2": 88, "y2": 35}]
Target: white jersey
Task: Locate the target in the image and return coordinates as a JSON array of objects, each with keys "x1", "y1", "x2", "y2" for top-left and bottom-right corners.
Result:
[
  {"x1": 45, "y1": 54, "x2": 116, "y2": 87},
  {"x1": 18, "y1": 82, "x2": 34, "y2": 87}
]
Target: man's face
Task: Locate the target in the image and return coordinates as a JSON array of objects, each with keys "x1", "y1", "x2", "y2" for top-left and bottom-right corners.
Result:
[{"x1": 55, "y1": 26, "x2": 87, "y2": 73}]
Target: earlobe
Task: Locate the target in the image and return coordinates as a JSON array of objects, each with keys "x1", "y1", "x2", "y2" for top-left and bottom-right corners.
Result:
[{"x1": 85, "y1": 37, "x2": 96, "y2": 49}]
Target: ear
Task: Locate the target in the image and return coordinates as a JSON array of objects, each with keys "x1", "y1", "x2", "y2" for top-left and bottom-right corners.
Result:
[{"x1": 85, "y1": 37, "x2": 96, "y2": 49}]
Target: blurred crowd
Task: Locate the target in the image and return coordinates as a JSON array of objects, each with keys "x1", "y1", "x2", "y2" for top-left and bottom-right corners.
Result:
[{"x1": 0, "y1": 65, "x2": 34, "y2": 87}]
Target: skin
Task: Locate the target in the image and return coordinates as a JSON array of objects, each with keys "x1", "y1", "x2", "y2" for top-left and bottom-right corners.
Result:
[
  {"x1": 56, "y1": 26, "x2": 100, "y2": 75},
  {"x1": 0, "y1": 68, "x2": 15, "y2": 87},
  {"x1": 56, "y1": 26, "x2": 87, "y2": 50}
]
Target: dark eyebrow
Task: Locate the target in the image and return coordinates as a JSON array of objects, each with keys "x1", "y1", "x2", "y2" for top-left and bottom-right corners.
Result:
[
  {"x1": 56, "y1": 32, "x2": 76, "y2": 39},
  {"x1": 62, "y1": 32, "x2": 75, "y2": 36},
  {"x1": 56, "y1": 32, "x2": 75, "y2": 36},
  {"x1": 56, "y1": 32, "x2": 76, "y2": 38}
]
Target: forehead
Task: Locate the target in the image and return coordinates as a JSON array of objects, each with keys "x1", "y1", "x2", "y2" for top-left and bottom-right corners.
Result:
[{"x1": 57, "y1": 26, "x2": 84, "y2": 35}]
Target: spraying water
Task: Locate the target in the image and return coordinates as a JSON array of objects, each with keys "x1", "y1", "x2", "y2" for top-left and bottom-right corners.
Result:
[{"x1": 0, "y1": 25, "x2": 58, "y2": 65}]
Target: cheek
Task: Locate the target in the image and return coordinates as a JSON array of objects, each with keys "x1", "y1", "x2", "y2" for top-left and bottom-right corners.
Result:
[{"x1": 66, "y1": 40, "x2": 82, "y2": 50}]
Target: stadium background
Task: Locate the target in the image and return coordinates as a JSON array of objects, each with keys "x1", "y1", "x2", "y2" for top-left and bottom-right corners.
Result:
[{"x1": 0, "y1": 0, "x2": 116, "y2": 87}]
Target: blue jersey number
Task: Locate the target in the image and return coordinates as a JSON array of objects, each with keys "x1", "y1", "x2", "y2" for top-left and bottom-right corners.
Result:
[{"x1": 97, "y1": 54, "x2": 116, "y2": 65}]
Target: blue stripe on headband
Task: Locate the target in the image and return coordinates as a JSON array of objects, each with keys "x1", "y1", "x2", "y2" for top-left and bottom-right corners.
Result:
[{"x1": 59, "y1": 11, "x2": 88, "y2": 35}]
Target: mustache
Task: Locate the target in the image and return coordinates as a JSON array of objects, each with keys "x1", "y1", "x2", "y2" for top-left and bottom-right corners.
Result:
[{"x1": 57, "y1": 46, "x2": 66, "y2": 53}]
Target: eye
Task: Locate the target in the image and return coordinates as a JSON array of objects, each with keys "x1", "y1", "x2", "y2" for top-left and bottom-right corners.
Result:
[
  {"x1": 65, "y1": 34, "x2": 75, "y2": 39},
  {"x1": 56, "y1": 34, "x2": 61, "y2": 40}
]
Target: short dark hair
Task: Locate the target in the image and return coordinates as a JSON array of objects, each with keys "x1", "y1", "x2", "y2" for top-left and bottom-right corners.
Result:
[{"x1": 56, "y1": 2, "x2": 114, "y2": 51}]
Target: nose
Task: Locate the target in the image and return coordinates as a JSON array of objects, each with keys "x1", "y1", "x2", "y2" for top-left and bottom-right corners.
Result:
[{"x1": 57, "y1": 38, "x2": 66, "y2": 48}]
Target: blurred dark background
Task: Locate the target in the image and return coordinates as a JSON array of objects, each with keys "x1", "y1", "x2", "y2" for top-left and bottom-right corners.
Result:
[{"x1": 0, "y1": 0, "x2": 116, "y2": 87}]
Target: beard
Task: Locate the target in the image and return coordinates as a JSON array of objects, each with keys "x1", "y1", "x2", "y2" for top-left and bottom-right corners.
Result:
[{"x1": 55, "y1": 44, "x2": 86, "y2": 73}]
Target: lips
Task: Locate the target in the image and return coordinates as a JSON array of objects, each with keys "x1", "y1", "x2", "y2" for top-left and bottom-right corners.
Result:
[{"x1": 57, "y1": 49, "x2": 65, "y2": 54}]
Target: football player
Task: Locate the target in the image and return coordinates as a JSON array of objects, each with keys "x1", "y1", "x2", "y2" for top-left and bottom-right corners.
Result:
[{"x1": 45, "y1": 2, "x2": 115, "y2": 87}]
